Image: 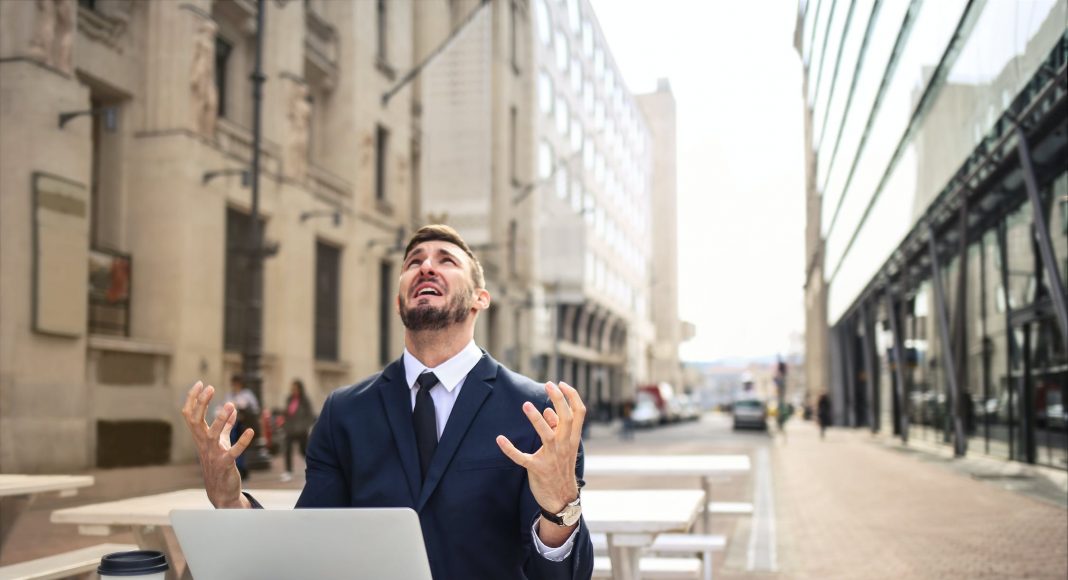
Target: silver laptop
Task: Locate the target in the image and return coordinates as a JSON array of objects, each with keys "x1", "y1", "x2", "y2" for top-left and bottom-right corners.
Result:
[{"x1": 171, "y1": 508, "x2": 433, "y2": 580}]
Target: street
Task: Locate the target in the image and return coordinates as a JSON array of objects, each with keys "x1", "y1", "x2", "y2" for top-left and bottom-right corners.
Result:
[{"x1": 2, "y1": 414, "x2": 1067, "y2": 579}]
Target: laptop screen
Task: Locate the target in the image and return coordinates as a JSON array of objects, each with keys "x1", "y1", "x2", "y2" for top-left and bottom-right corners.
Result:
[{"x1": 171, "y1": 508, "x2": 432, "y2": 580}]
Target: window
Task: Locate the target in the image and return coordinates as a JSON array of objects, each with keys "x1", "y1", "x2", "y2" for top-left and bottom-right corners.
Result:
[
  {"x1": 375, "y1": 124, "x2": 389, "y2": 201},
  {"x1": 555, "y1": 30, "x2": 569, "y2": 71},
  {"x1": 379, "y1": 260, "x2": 392, "y2": 365},
  {"x1": 555, "y1": 95, "x2": 569, "y2": 137},
  {"x1": 376, "y1": 0, "x2": 388, "y2": 63},
  {"x1": 538, "y1": 70, "x2": 553, "y2": 114},
  {"x1": 556, "y1": 163, "x2": 569, "y2": 200},
  {"x1": 582, "y1": 21, "x2": 593, "y2": 57},
  {"x1": 215, "y1": 37, "x2": 232, "y2": 118},
  {"x1": 315, "y1": 241, "x2": 341, "y2": 361},
  {"x1": 224, "y1": 209, "x2": 263, "y2": 351},
  {"x1": 538, "y1": 140, "x2": 554, "y2": 179},
  {"x1": 536, "y1": 0, "x2": 551, "y2": 45},
  {"x1": 569, "y1": 117, "x2": 582, "y2": 152},
  {"x1": 567, "y1": 0, "x2": 581, "y2": 30}
]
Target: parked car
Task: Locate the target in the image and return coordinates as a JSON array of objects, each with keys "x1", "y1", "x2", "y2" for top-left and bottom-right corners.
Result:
[
  {"x1": 732, "y1": 398, "x2": 767, "y2": 430},
  {"x1": 675, "y1": 394, "x2": 701, "y2": 421},
  {"x1": 631, "y1": 392, "x2": 662, "y2": 427}
]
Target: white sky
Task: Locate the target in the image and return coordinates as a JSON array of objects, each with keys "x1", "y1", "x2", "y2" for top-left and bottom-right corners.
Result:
[{"x1": 588, "y1": 0, "x2": 808, "y2": 362}]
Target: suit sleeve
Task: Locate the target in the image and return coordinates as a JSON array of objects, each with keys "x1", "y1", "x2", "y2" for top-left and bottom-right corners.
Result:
[
  {"x1": 521, "y1": 441, "x2": 594, "y2": 580},
  {"x1": 295, "y1": 391, "x2": 350, "y2": 508}
]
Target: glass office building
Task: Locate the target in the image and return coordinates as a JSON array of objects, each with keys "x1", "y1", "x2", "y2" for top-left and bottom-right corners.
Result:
[{"x1": 798, "y1": 0, "x2": 1067, "y2": 469}]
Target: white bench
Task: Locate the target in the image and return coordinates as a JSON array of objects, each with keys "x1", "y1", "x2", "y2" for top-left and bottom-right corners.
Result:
[
  {"x1": 592, "y1": 556, "x2": 702, "y2": 579},
  {"x1": 0, "y1": 543, "x2": 137, "y2": 580},
  {"x1": 707, "y1": 501, "x2": 753, "y2": 515},
  {"x1": 591, "y1": 533, "x2": 725, "y2": 580}
]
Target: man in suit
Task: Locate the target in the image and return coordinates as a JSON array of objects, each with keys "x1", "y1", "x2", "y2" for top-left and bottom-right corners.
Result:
[{"x1": 182, "y1": 224, "x2": 594, "y2": 579}]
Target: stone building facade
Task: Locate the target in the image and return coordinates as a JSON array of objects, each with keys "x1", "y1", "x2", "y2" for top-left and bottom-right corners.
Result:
[{"x1": 0, "y1": 0, "x2": 683, "y2": 473}]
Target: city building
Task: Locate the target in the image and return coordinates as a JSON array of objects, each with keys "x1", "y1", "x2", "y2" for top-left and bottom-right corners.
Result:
[
  {"x1": 0, "y1": 0, "x2": 684, "y2": 472},
  {"x1": 419, "y1": 0, "x2": 687, "y2": 418},
  {"x1": 796, "y1": 0, "x2": 1066, "y2": 469}
]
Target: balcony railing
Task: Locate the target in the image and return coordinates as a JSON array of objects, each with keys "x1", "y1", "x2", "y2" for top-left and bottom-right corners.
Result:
[{"x1": 88, "y1": 247, "x2": 131, "y2": 337}]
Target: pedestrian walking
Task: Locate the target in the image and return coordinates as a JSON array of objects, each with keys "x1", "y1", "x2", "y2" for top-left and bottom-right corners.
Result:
[
  {"x1": 280, "y1": 378, "x2": 316, "y2": 482},
  {"x1": 181, "y1": 224, "x2": 594, "y2": 580},
  {"x1": 817, "y1": 392, "x2": 831, "y2": 439},
  {"x1": 620, "y1": 399, "x2": 635, "y2": 441}
]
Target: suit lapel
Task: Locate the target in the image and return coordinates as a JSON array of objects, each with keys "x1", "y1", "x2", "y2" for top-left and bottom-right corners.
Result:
[
  {"x1": 416, "y1": 353, "x2": 498, "y2": 510},
  {"x1": 378, "y1": 357, "x2": 422, "y2": 504}
]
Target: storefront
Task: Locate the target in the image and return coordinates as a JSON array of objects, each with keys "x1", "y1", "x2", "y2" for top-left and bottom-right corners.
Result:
[{"x1": 830, "y1": 36, "x2": 1067, "y2": 469}]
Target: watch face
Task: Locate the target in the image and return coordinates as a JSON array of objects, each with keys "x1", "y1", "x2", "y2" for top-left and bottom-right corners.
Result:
[{"x1": 560, "y1": 503, "x2": 582, "y2": 526}]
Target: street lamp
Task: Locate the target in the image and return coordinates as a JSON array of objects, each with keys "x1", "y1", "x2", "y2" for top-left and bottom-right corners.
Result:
[{"x1": 241, "y1": 0, "x2": 271, "y2": 472}]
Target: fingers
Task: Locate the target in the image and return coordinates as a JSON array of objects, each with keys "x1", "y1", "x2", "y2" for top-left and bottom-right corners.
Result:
[
  {"x1": 545, "y1": 382, "x2": 573, "y2": 440},
  {"x1": 227, "y1": 428, "x2": 255, "y2": 459},
  {"x1": 558, "y1": 382, "x2": 587, "y2": 447},
  {"x1": 182, "y1": 381, "x2": 204, "y2": 425},
  {"x1": 496, "y1": 435, "x2": 531, "y2": 467},
  {"x1": 193, "y1": 384, "x2": 216, "y2": 426},
  {"x1": 523, "y1": 401, "x2": 556, "y2": 446},
  {"x1": 543, "y1": 407, "x2": 559, "y2": 430},
  {"x1": 218, "y1": 404, "x2": 237, "y2": 446},
  {"x1": 208, "y1": 403, "x2": 236, "y2": 443}
]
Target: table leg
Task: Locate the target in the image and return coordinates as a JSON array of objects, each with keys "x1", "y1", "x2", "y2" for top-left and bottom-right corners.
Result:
[
  {"x1": 606, "y1": 533, "x2": 652, "y2": 580},
  {"x1": 608, "y1": 545, "x2": 641, "y2": 580},
  {"x1": 0, "y1": 495, "x2": 33, "y2": 554},
  {"x1": 702, "y1": 477, "x2": 712, "y2": 533},
  {"x1": 132, "y1": 525, "x2": 190, "y2": 580}
]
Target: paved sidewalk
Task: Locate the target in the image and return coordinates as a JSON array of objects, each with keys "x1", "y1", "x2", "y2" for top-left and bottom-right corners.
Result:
[{"x1": 770, "y1": 422, "x2": 1068, "y2": 580}]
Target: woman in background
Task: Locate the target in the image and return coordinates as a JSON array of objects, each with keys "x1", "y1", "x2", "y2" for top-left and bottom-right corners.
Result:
[{"x1": 281, "y1": 379, "x2": 316, "y2": 481}]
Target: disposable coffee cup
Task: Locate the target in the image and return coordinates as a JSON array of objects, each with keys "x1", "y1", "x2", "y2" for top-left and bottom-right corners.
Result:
[{"x1": 98, "y1": 550, "x2": 169, "y2": 579}]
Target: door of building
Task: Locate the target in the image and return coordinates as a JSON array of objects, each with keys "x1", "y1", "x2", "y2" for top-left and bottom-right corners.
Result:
[{"x1": 1009, "y1": 303, "x2": 1068, "y2": 469}]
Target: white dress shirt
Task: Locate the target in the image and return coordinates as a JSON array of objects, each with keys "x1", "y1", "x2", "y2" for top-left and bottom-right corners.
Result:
[{"x1": 402, "y1": 341, "x2": 578, "y2": 560}]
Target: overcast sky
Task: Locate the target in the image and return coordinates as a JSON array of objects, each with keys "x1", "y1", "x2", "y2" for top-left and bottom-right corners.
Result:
[{"x1": 588, "y1": 0, "x2": 808, "y2": 362}]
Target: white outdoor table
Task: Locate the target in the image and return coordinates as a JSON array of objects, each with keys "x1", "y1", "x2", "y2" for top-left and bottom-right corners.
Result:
[
  {"x1": 583, "y1": 454, "x2": 750, "y2": 531},
  {"x1": 51, "y1": 488, "x2": 299, "y2": 580},
  {"x1": 0, "y1": 474, "x2": 94, "y2": 552},
  {"x1": 583, "y1": 489, "x2": 706, "y2": 580}
]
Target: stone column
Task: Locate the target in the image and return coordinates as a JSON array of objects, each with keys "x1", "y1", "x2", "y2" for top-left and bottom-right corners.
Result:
[{"x1": 142, "y1": 0, "x2": 210, "y2": 134}]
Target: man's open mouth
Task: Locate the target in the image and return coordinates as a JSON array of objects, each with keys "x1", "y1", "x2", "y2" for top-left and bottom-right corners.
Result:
[{"x1": 413, "y1": 282, "x2": 443, "y2": 298}]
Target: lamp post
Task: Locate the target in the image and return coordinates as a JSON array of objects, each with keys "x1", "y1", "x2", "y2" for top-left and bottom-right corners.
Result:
[{"x1": 241, "y1": 0, "x2": 271, "y2": 471}]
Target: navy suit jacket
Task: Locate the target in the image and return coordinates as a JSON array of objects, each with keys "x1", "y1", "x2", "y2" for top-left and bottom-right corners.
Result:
[{"x1": 292, "y1": 353, "x2": 594, "y2": 580}]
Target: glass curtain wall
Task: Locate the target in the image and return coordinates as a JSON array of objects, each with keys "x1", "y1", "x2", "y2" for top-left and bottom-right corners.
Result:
[
  {"x1": 982, "y1": 228, "x2": 1013, "y2": 460},
  {"x1": 1033, "y1": 171, "x2": 1068, "y2": 469},
  {"x1": 905, "y1": 282, "x2": 935, "y2": 442}
]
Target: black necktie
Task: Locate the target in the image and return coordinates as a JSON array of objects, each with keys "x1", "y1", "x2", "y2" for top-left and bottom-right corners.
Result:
[{"x1": 413, "y1": 372, "x2": 440, "y2": 479}]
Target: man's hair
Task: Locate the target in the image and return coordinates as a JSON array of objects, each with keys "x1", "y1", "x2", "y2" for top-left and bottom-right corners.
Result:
[
  {"x1": 403, "y1": 224, "x2": 485, "y2": 289},
  {"x1": 230, "y1": 373, "x2": 243, "y2": 385}
]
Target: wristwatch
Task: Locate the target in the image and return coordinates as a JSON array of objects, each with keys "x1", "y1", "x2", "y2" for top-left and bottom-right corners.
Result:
[{"x1": 541, "y1": 495, "x2": 582, "y2": 527}]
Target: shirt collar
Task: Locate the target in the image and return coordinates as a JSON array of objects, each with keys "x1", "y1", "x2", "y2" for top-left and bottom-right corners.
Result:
[{"x1": 402, "y1": 340, "x2": 483, "y2": 393}]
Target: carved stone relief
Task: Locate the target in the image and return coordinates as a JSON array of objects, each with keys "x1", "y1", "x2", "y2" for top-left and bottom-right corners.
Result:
[
  {"x1": 28, "y1": 0, "x2": 75, "y2": 74},
  {"x1": 190, "y1": 19, "x2": 219, "y2": 138},
  {"x1": 287, "y1": 82, "x2": 311, "y2": 181}
]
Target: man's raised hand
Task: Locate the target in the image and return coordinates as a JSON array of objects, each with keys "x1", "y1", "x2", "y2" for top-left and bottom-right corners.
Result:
[
  {"x1": 180, "y1": 381, "x2": 252, "y2": 509},
  {"x1": 496, "y1": 382, "x2": 586, "y2": 518}
]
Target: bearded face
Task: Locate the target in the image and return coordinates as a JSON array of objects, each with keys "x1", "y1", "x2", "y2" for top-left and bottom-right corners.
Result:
[{"x1": 399, "y1": 283, "x2": 473, "y2": 331}]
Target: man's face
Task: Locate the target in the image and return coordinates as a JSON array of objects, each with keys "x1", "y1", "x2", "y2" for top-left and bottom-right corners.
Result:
[{"x1": 397, "y1": 240, "x2": 484, "y2": 331}]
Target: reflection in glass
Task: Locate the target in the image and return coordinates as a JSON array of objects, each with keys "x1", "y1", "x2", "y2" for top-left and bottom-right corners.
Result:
[{"x1": 1005, "y1": 201, "x2": 1037, "y2": 310}]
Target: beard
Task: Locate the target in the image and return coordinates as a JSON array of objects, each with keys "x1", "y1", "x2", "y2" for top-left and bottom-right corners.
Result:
[{"x1": 399, "y1": 288, "x2": 472, "y2": 331}]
